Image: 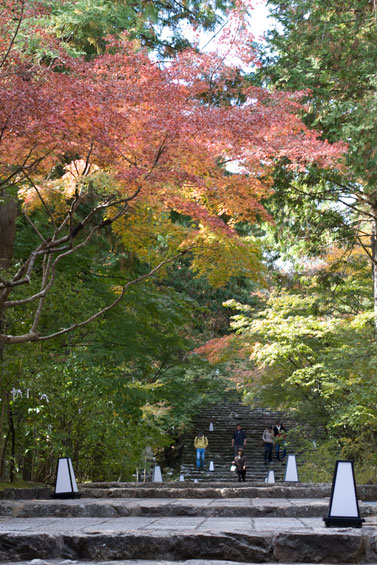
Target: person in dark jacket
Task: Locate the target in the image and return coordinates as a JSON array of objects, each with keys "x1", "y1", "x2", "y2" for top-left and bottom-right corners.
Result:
[
  {"x1": 232, "y1": 448, "x2": 246, "y2": 482},
  {"x1": 232, "y1": 424, "x2": 247, "y2": 456},
  {"x1": 273, "y1": 422, "x2": 287, "y2": 461}
]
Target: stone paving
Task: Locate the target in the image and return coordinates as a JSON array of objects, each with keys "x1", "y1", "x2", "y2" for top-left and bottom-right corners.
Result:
[
  {"x1": 1, "y1": 509, "x2": 377, "y2": 563},
  {"x1": 11, "y1": 561, "x2": 373, "y2": 565},
  {"x1": 0, "y1": 514, "x2": 361, "y2": 533},
  {"x1": 2, "y1": 484, "x2": 377, "y2": 563}
]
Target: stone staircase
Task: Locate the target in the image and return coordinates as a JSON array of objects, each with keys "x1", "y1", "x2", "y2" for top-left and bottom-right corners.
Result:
[
  {"x1": 179, "y1": 402, "x2": 296, "y2": 482},
  {"x1": 2, "y1": 403, "x2": 376, "y2": 563},
  {"x1": 1, "y1": 482, "x2": 377, "y2": 563}
]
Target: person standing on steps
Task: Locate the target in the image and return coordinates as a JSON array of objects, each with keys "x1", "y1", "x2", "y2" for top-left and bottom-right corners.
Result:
[
  {"x1": 273, "y1": 421, "x2": 287, "y2": 461},
  {"x1": 232, "y1": 447, "x2": 247, "y2": 482},
  {"x1": 232, "y1": 423, "x2": 247, "y2": 456},
  {"x1": 262, "y1": 426, "x2": 274, "y2": 463},
  {"x1": 194, "y1": 431, "x2": 208, "y2": 470}
]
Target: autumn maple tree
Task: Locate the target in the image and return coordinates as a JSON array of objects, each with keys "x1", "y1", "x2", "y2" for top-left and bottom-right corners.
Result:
[{"x1": 0, "y1": 0, "x2": 344, "y2": 354}]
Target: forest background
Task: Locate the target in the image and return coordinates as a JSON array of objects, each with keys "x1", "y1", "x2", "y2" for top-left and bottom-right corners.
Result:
[{"x1": 0, "y1": 0, "x2": 375, "y2": 484}]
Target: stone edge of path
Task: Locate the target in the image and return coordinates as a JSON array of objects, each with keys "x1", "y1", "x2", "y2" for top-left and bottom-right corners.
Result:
[
  {"x1": 1, "y1": 529, "x2": 377, "y2": 563},
  {"x1": 3, "y1": 483, "x2": 377, "y2": 500},
  {"x1": 0, "y1": 498, "x2": 376, "y2": 518}
]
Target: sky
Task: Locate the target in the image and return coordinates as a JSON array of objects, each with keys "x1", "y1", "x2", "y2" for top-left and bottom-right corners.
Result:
[
  {"x1": 243, "y1": 1, "x2": 272, "y2": 41},
  {"x1": 159, "y1": 1, "x2": 273, "y2": 62},
  {"x1": 188, "y1": 0, "x2": 274, "y2": 72},
  {"x1": 197, "y1": 0, "x2": 272, "y2": 50}
]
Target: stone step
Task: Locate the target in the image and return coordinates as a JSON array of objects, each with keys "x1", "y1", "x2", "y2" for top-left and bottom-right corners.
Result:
[
  {"x1": 75, "y1": 482, "x2": 377, "y2": 500},
  {"x1": 1, "y1": 497, "x2": 376, "y2": 519},
  {"x1": 2, "y1": 518, "x2": 377, "y2": 563},
  {"x1": 9, "y1": 561, "x2": 372, "y2": 565},
  {"x1": 180, "y1": 402, "x2": 297, "y2": 481}
]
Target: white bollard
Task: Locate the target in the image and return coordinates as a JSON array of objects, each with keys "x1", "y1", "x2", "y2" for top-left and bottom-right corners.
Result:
[
  {"x1": 284, "y1": 454, "x2": 299, "y2": 482},
  {"x1": 52, "y1": 457, "x2": 79, "y2": 498},
  {"x1": 324, "y1": 460, "x2": 364, "y2": 528},
  {"x1": 153, "y1": 465, "x2": 163, "y2": 482}
]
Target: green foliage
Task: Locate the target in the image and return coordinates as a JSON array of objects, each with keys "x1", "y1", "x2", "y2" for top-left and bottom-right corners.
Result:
[
  {"x1": 2, "y1": 201, "x2": 241, "y2": 482},
  {"x1": 261, "y1": 0, "x2": 377, "y2": 188},
  {"x1": 222, "y1": 257, "x2": 377, "y2": 479},
  {"x1": 21, "y1": 0, "x2": 235, "y2": 58}
]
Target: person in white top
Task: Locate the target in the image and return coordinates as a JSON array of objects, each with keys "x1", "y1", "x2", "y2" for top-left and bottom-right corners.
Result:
[{"x1": 262, "y1": 426, "x2": 274, "y2": 463}]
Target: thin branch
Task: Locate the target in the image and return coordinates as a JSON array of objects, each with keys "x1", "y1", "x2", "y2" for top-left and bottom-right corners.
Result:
[
  {"x1": 23, "y1": 210, "x2": 46, "y2": 243},
  {"x1": 337, "y1": 196, "x2": 377, "y2": 220},
  {"x1": 30, "y1": 253, "x2": 53, "y2": 333},
  {"x1": 22, "y1": 170, "x2": 57, "y2": 230},
  {"x1": 0, "y1": 0, "x2": 25, "y2": 69},
  {"x1": 4, "y1": 206, "x2": 129, "y2": 307},
  {"x1": 1, "y1": 247, "x2": 193, "y2": 344},
  {"x1": 291, "y1": 184, "x2": 377, "y2": 220},
  {"x1": 1, "y1": 144, "x2": 167, "y2": 299},
  {"x1": 322, "y1": 175, "x2": 375, "y2": 205},
  {"x1": 82, "y1": 140, "x2": 94, "y2": 178},
  {"x1": 0, "y1": 147, "x2": 54, "y2": 192},
  {"x1": 121, "y1": 153, "x2": 138, "y2": 167},
  {"x1": 356, "y1": 235, "x2": 374, "y2": 262}
]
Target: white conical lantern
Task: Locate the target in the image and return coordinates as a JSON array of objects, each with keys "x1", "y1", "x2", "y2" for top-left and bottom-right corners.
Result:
[
  {"x1": 179, "y1": 474, "x2": 185, "y2": 481},
  {"x1": 209, "y1": 460, "x2": 214, "y2": 471},
  {"x1": 52, "y1": 457, "x2": 79, "y2": 499},
  {"x1": 209, "y1": 422, "x2": 214, "y2": 432},
  {"x1": 284, "y1": 454, "x2": 299, "y2": 482},
  {"x1": 267, "y1": 470, "x2": 275, "y2": 483},
  {"x1": 152, "y1": 465, "x2": 163, "y2": 482},
  {"x1": 324, "y1": 460, "x2": 364, "y2": 528}
]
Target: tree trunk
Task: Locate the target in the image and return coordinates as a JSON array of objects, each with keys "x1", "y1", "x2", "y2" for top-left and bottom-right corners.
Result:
[
  {"x1": 0, "y1": 197, "x2": 18, "y2": 359},
  {"x1": 7, "y1": 403, "x2": 15, "y2": 482},
  {"x1": 0, "y1": 199, "x2": 17, "y2": 271},
  {"x1": 372, "y1": 215, "x2": 377, "y2": 335},
  {"x1": 0, "y1": 198, "x2": 18, "y2": 481}
]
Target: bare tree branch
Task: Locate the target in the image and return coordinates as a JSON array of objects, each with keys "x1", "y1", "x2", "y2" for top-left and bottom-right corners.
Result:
[
  {"x1": 0, "y1": 146, "x2": 53, "y2": 192},
  {"x1": 1, "y1": 247, "x2": 193, "y2": 344},
  {"x1": 22, "y1": 170, "x2": 57, "y2": 230},
  {"x1": 30, "y1": 253, "x2": 53, "y2": 333},
  {"x1": 23, "y1": 210, "x2": 46, "y2": 243},
  {"x1": 0, "y1": 0, "x2": 25, "y2": 70},
  {"x1": 356, "y1": 234, "x2": 374, "y2": 262}
]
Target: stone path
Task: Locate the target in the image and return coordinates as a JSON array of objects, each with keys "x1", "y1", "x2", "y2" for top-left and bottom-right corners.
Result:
[
  {"x1": 2, "y1": 514, "x2": 377, "y2": 563},
  {"x1": 11, "y1": 562, "x2": 370, "y2": 565},
  {"x1": 180, "y1": 403, "x2": 296, "y2": 482},
  {"x1": 2, "y1": 483, "x2": 377, "y2": 563}
]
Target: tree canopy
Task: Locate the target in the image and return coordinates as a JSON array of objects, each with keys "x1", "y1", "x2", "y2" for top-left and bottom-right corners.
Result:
[{"x1": 0, "y1": 0, "x2": 350, "y2": 482}]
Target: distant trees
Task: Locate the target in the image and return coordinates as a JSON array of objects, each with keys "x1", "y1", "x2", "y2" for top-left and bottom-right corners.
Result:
[{"x1": 259, "y1": 0, "x2": 377, "y2": 329}]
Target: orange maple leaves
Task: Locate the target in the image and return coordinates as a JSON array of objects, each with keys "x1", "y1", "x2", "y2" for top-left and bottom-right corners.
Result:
[{"x1": 1, "y1": 4, "x2": 346, "y2": 274}]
